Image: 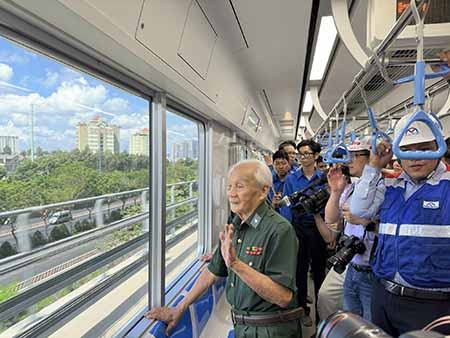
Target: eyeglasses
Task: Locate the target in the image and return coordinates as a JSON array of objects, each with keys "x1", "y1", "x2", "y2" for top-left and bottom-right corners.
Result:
[{"x1": 298, "y1": 152, "x2": 315, "y2": 158}]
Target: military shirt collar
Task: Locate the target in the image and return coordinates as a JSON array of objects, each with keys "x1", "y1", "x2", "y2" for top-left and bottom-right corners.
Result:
[{"x1": 238, "y1": 201, "x2": 269, "y2": 230}]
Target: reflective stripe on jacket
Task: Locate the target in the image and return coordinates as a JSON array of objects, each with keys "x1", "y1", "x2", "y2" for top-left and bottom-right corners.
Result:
[{"x1": 374, "y1": 172, "x2": 450, "y2": 288}]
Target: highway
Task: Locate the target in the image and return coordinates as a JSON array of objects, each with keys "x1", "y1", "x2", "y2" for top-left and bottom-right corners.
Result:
[{"x1": 0, "y1": 198, "x2": 139, "y2": 242}]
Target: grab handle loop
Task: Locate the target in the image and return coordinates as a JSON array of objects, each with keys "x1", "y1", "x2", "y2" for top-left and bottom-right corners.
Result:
[
  {"x1": 319, "y1": 132, "x2": 329, "y2": 147},
  {"x1": 392, "y1": 110, "x2": 447, "y2": 160},
  {"x1": 368, "y1": 107, "x2": 392, "y2": 154},
  {"x1": 323, "y1": 127, "x2": 335, "y2": 165},
  {"x1": 328, "y1": 122, "x2": 350, "y2": 164}
]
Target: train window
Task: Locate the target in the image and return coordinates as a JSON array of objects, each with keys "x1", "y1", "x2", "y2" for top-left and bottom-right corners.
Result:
[
  {"x1": 165, "y1": 110, "x2": 201, "y2": 286},
  {"x1": 0, "y1": 35, "x2": 150, "y2": 336}
]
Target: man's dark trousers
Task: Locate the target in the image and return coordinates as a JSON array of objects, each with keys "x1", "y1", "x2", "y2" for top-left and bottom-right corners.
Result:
[
  {"x1": 295, "y1": 224, "x2": 327, "y2": 321},
  {"x1": 372, "y1": 278, "x2": 450, "y2": 336}
]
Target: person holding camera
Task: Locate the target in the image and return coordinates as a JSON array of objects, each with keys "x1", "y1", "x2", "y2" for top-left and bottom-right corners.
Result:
[
  {"x1": 317, "y1": 137, "x2": 376, "y2": 321},
  {"x1": 350, "y1": 114, "x2": 450, "y2": 336},
  {"x1": 268, "y1": 149, "x2": 291, "y2": 211},
  {"x1": 281, "y1": 139, "x2": 328, "y2": 327}
]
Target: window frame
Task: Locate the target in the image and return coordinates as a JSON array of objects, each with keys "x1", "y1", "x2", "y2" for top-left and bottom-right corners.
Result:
[{"x1": 0, "y1": 6, "x2": 214, "y2": 337}]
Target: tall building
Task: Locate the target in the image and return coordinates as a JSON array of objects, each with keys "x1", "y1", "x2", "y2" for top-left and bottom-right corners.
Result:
[
  {"x1": 170, "y1": 139, "x2": 199, "y2": 161},
  {"x1": 191, "y1": 139, "x2": 199, "y2": 159},
  {"x1": 130, "y1": 128, "x2": 149, "y2": 156},
  {"x1": 0, "y1": 136, "x2": 19, "y2": 154},
  {"x1": 77, "y1": 116, "x2": 120, "y2": 154}
]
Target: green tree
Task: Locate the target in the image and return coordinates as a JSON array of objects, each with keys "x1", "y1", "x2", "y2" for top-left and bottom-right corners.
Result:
[
  {"x1": 0, "y1": 241, "x2": 16, "y2": 258},
  {"x1": 2, "y1": 145, "x2": 12, "y2": 155},
  {"x1": 31, "y1": 230, "x2": 47, "y2": 248},
  {"x1": 49, "y1": 224, "x2": 71, "y2": 242}
]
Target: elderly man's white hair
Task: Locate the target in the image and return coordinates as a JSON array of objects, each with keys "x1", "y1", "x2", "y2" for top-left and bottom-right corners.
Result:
[{"x1": 229, "y1": 159, "x2": 273, "y2": 189}]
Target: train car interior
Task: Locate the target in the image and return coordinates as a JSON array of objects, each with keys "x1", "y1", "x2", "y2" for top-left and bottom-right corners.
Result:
[{"x1": 0, "y1": 0, "x2": 449, "y2": 337}]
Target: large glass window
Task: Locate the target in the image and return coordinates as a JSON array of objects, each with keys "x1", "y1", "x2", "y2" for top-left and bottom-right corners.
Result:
[
  {"x1": 0, "y1": 36, "x2": 150, "y2": 336},
  {"x1": 165, "y1": 110, "x2": 201, "y2": 286}
]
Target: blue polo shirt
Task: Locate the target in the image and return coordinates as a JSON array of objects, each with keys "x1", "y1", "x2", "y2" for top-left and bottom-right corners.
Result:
[
  {"x1": 290, "y1": 162, "x2": 300, "y2": 173},
  {"x1": 267, "y1": 171, "x2": 286, "y2": 204},
  {"x1": 280, "y1": 168, "x2": 324, "y2": 223}
]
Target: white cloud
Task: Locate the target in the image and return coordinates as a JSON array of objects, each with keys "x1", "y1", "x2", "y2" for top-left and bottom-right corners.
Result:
[
  {"x1": 11, "y1": 113, "x2": 29, "y2": 126},
  {"x1": 0, "y1": 63, "x2": 13, "y2": 82},
  {"x1": 42, "y1": 70, "x2": 59, "y2": 87},
  {"x1": 0, "y1": 51, "x2": 29, "y2": 64},
  {"x1": 111, "y1": 113, "x2": 148, "y2": 129},
  {"x1": 103, "y1": 97, "x2": 130, "y2": 113},
  {"x1": 0, "y1": 120, "x2": 27, "y2": 139},
  {"x1": 43, "y1": 78, "x2": 107, "y2": 114},
  {"x1": 0, "y1": 78, "x2": 108, "y2": 119}
]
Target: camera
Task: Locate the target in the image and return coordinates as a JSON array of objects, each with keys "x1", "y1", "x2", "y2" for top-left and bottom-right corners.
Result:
[
  {"x1": 277, "y1": 174, "x2": 329, "y2": 214},
  {"x1": 318, "y1": 311, "x2": 447, "y2": 338},
  {"x1": 327, "y1": 235, "x2": 366, "y2": 274}
]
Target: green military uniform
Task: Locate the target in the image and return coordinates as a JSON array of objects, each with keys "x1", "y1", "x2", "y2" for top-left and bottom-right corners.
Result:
[{"x1": 208, "y1": 201, "x2": 301, "y2": 338}]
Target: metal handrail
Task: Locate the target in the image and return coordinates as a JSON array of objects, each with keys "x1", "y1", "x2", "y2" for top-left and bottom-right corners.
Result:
[
  {"x1": 0, "y1": 180, "x2": 197, "y2": 219},
  {"x1": 0, "y1": 219, "x2": 198, "y2": 322},
  {"x1": 312, "y1": 0, "x2": 429, "y2": 136},
  {"x1": 352, "y1": 79, "x2": 449, "y2": 134}
]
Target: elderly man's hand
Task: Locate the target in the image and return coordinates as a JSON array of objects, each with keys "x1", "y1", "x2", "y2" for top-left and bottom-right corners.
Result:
[
  {"x1": 220, "y1": 223, "x2": 238, "y2": 268},
  {"x1": 145, "y1": 306, "x2": 184, "y2": 336}
]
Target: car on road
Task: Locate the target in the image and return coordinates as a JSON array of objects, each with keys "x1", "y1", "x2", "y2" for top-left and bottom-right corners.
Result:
[{"x1": 48, "y1": 210, "x2": 73, "y2": 225}]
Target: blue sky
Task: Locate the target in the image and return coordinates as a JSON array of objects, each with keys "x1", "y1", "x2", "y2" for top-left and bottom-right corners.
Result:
[{"x1": 0, "y1": 36, "x2": 198, "y2": 154}]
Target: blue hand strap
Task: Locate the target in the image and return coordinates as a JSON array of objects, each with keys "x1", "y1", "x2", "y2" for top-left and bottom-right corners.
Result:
[
  {"x1": 392, "y1": 61, "x2": 448, "y2": 160},
  {"x1": 323, "y1": 131, "x2": 335, "y2": 164},
  {"x1": 368, "y1": 107, "x2": 392, "y2": 154},
  {"x1": 392, "y1": 110, "x2": 447, "y2": 160},
  {"x1": 350, "y1": 130, "x2": 358, "y2": 143},
  {"x1": 395, "y1": 62, "x2": 450, "y2": 105},
  {"x1": 319, "y1": 132, "x2": 329, "y2": 147},
  {"x1": 326, "y1": 122, "x2": 350, "y2": 164}
]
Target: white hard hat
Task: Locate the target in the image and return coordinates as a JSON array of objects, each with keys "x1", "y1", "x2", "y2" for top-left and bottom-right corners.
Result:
[
  {"x1": 348, "y1": 136, "x2": 371, "y2": 152},
  {"x1": 394, "y1": 112, "x2": 442, "y2": 147}
]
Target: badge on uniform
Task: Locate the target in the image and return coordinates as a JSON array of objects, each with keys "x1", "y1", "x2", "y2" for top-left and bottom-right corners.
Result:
[
  {"x1": 246, "y1": 246, "x2": 263, "y2": 255},
  {"x1": 250, "y1": 214, "x2": 261, "y2": 228},
  {"x1": 423, "y1": 200, "x2": 440, "y2": 209}
]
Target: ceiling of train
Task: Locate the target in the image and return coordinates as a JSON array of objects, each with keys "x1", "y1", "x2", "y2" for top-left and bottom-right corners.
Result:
[{"x1": 198, "y1": 0, "x2": 314, "y2": 141}]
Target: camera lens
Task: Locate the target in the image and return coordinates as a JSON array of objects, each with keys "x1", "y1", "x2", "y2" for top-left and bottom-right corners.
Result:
[{"x1": 317, "y1": 311, "x2": 391, "y2": 338}]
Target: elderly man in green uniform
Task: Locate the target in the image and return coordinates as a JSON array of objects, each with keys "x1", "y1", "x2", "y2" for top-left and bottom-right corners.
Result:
[{"x1": 146, "y1": 159, "x2": 302, "y2": 338}]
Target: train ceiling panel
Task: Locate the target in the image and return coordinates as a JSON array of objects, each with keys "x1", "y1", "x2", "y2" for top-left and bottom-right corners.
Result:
[
  {"x1": 215, "y1": 0, "x2": 313, "y2": 140},
  {"x1": 177, "y1": 0, "x2": 218, "y2": 80},
  {"x1": 197, "y1": 0, "x2": 248, "y2": 53},
  {"x1": 82, "y1": 0, "x2": 144, "y2": 37}
]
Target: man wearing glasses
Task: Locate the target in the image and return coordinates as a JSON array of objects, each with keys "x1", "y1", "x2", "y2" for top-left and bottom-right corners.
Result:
[{"x1": 281, "y1": 139, "x2": 327, "y2": 327}]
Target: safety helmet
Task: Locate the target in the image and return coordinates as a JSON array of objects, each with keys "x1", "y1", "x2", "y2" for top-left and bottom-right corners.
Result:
[
  {"x1": 348, "y1": 136, "x2": 371, "y2": 152},
  {"x1": 394, "y1": 112, "x2": 443, "y2": 147}
]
